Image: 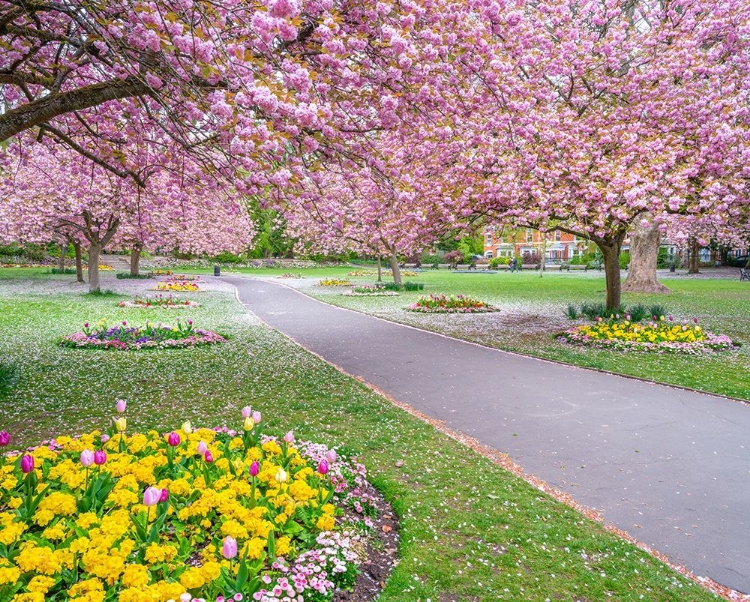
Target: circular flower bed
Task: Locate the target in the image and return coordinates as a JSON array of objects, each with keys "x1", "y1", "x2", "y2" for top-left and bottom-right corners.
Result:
[
  {"x1": 162, "y1": 275, "x2": 202, "y2": 283},
  {"x1": 118, "y1": 295, "x2": 201, "y2": 309},
  {"x1": 317, "y1": 279, "x2": 352, "y2": 287},
  {"x1": 343, "y1": 285, "x2": 399, "y2": 297},
  {"x1": 61, "y1": 319, "x2": 225, "y2": 350},
  {"x1": 558, "y1": 318, "x2": 738, "y2": 354},
  {"x1": 0, "y1": 405, "x2": 379, "y2": 602},
  {"x1": 406, "y1": 294, "x2": 498, "y2": 313},
  {"x1": 277, "y1": 273, "x2": 302, "y2": 279},
  {"x1": 154, "y1": 282, "x2": 201, "y2": 292},
  {"x1": 151, "y1": 270, "x2": 173, "y2": 276}
]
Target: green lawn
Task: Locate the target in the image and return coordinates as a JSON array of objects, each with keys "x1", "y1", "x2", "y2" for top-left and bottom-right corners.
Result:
[
  {"x1": 0, "y1": 275, "x2": 722, "y2": 601},
  {"x1": 297, "y1": 268, "x2": 750, "y2": 401}
]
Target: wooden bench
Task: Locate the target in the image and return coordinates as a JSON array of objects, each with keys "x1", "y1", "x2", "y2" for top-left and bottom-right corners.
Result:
[{"x1": 741, "y1": 268, "x2": 749, "y2": 282}]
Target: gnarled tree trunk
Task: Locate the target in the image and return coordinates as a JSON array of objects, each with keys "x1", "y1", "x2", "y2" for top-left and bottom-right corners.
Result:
[
  {"x1": 389, "y1": 250, "x2": 402, "y2": 287},
  {"x1": 688, "y1": 238, "x2": 700, "y2": 274},
  {"x1": 130, "y1": 244, "x2": 142, "y2": 276},
  {"x1": 73, "y1": 242, "x2": 84, "y2": 283},
  {"x1": 622, "y1": 220, "x2": 670, "y2": 293},
  {"x1": 598, "y1": 236, "x2": 624, "y2": 311}
]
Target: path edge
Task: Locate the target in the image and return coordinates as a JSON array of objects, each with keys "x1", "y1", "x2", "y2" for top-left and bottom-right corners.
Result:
[{"x1": 229, "y1": 281, "x2": 749, "y2": 602}]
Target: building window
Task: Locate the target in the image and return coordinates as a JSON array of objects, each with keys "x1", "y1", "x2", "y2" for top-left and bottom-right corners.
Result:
[
  {"x1": 526, "y1": 229, "x2": 533, "y2": 243},
  {"x1": 555, "y1": 231, "x2": 561, "y2": 241},
  {"x1": 486, "y1": 233, "x2": 492, "y2": 246}
]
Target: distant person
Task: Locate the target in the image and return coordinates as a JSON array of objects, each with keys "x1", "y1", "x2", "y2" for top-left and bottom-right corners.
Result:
[{"x1": 509, "y1": 257, "x2": 516, "y2": 273}]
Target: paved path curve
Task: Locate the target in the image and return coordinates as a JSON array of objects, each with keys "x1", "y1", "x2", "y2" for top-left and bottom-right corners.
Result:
[{"x1": 228, "y1": 276, "x2": 750, "y2": 593}]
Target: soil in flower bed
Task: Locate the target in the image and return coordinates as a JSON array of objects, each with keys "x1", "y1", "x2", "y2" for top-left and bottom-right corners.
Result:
[
  {"x1": 406, "y1": 294, "x2": 498, "y2": 313},
  {"x1": 60, "y1": 319, "x2": 225, "y2": 349}
]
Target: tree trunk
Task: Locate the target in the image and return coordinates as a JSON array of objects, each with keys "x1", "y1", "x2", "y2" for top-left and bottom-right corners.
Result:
[
  {"x1": 688, "y1": 239, "x2": 700, "y2": 274},
  {"x1": 389, "y1": 251, "x2": 402, "y2": 287},
  {"x1": 74, "y1": 242, "x2": 84, "y2": 283},
  {"x1": 88, "y1": 243, "x2": 102, "y2": 293},
  {"x1": 377, "y1": 256, "x2": 382, "y2": 282},
  {"x1": 598, "y1": 239, "x2": 623, "y2": 311},
  {"x1": 58, "y1": 242, "x2": 66, "y2": 271},
  {"x1": 130, "y1": 245, "x2": 142, "y2": 276},
  {"x1": 622, "y1": 220, "x2": 670, "y2": 293}
]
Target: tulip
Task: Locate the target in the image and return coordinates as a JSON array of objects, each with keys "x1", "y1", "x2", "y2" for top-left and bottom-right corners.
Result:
[
  {"x1": 241, "y1": 406, "x2": 252, "y2": 418},
  {"x1": 181, "y1": 421, "x2": 192, "y2": 435},
  {"x1": 80, "y1": 449, "x2": 95, "y2": 467},
  {"x1": 167, "y1": 432, "x2": 180, "y2": 446},
  {"x1": 317, "y1": 460, "x2": 329, "y2": 476},
  {"x1": 275, "y1": 468, "x2": 287, "y2": 484},
  {"x1": 94, "y1": 450, "x2": 107, "y2": 465},
  {"x1": 122, "y1": 321, "x2": 127, "y2": 326},
  {"x1": 100, "y1": 434, "x2": 110, "y2": 443},
  {"x1": 204, "y1": 451, "x2": 214, "y2": 463},
  {"x1": 116, "y1": 399, "x2": 127, "y2": 413},
  {"x1": 251, "y1": 411, "x2": 262, "y2": 424},
  {"x1": 143, "y1": 486, "x2": 161, "y2": 507},
  {"x1": 20, "y1": 455, "x2": 34, "y2": 474},
  {"x1": 222, "y1": 536, "x2": 238, "y2": 560},
  {"x1": 159, "y1": 488, "x2": 169, "y2": 503},
  {"x1": 114, "y1": 417, "x2": 127, "y2": 433},
  {"x1": 197, "y1": 441, "x2": 208, "y2": 455},
  {"x1": 325, "y1": 449, "x2": 337, "y2": 463},
  {"x1": 84, "y1": 323, "x2": 89, "y2": 328},
  {"x1": 283, "y1": 431, "x2": 295, "y2": 444},
  {"x1": 243, "y1": 417, "x2": 255, "y2": 432},
  {"x1": 0, "y1": 431, "x2": 9, "y2": 447},
  {"x1": 249, "y1": 461, "x2": 260, "y2": 477}
]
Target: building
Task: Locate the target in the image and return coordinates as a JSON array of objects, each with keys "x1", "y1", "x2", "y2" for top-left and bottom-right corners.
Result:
[{"x1": 483, "y1": 228, "x2": 590, "y2": 262}]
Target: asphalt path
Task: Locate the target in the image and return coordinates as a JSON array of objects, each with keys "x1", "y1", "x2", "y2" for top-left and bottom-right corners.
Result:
[{"x1": 228, "y1": 276, "x2": 750, "y2": 593}]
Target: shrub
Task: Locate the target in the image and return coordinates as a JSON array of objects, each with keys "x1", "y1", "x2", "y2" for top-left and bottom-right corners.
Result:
[
  {"x1": 380, "y1": 281, "x2": 424, "y2": 291},
  {"x1": 115, "y1": 272, "x2": 153, "y2": 279},
  {"x1": 648, "y1": 304, "x2": 668, "y2": 320},
  {"x1": 619, "y1": 251, "x2": 630, "y2": 269},
  {"x1": 443, "y1": 250, "x2": 464, "y2": 264},
  {"x1": 627, "y1": 304, "x2": 649, "y2": 323},
  {"x1": 565, "y1": 304, "x2": 579, "y2": 320},
  {"x1": 213, "y1": 251, "x2": 244, "y2": 263},
  {"x1": 489, "y1": 257, "x2": 509, "y2": 269},
  {"x1": 48, "y1": 267, "x2": 77, "y2": 274}
]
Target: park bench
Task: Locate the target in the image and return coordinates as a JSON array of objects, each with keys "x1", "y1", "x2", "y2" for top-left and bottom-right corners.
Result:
[{"x1": 741, "y1": 268, "x2": 749, "y2": 282}]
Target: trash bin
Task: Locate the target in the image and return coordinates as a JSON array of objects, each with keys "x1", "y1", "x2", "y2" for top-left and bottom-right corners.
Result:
[
  {"x1": 669, "y1": 262, "x2": 676, "y2": 273},
  {"x1": 214, "y1": 265, "x2": 221, "y2": 277}
]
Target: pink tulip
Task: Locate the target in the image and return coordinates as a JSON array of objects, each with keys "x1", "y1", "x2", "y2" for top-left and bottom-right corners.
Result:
[
  {"x1": 241, "y1": 406, "x2": 252, "y2": 418},
  {"x1": 197, "y1": 441, "x2": 208, "y2": 455},
  {"x1": 100, "y1": 434, "x2": 110, "y2": 443},
  {"x1": 159, "y1": 488, "x2": 169, "y2": 503},
  {"x1": 116, "y1": 399, "x2": 127, "y2": 414},
  {"x1": 80, "y1": 449, "x2": 94, "y2": 467},
  {"x1": 204, "y1": 451, "x2": 214, "y2": 463},
  {"x1": 20, "y1": 455, "x2": 34, "y2": 473},
  {"x1": 222, "y1": 536, "x2": 238, "y2": 560},
  {"x1": 0, "y1": 431, "x2": 9, "y2": 447},
  {"x1": 249, "y1": 461, "x2": 260, "y2": 477},
  {"x1": 143, "y1": 486, "x2": 161, "y2": 507},
  {"x1": 283, "y1": 431, "x2": 295, "y2": 444},
  {"x1": 325, "y1": 449, "x2": 337, "y2": 463},
  {"x1": 94, "y1": 450, "x2": 107, "y2": 465},
  {"x1": 167, "y1": 431, "x2": 180, "y2": 446},
  {"x1": 317, "y1": 460, "x2": 329, "y2": 475},
  {"x1": 252, "y1": 411, "x2": 262, "y2": 424}
]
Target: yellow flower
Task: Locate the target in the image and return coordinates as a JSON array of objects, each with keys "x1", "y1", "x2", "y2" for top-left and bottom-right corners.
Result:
[
  {"x1": 316, "y1": 514, "x2": 335, "y2": 531},
  {"x1": 122, "y1": 564, "x2": 151, "y2": 589},
  {"x1": 115, "y1": 417, "x2": 127, "y2": 433},
  {"x1": 0, "y1": 566, "x2": 21, "y2": 585},
  {"x1": 179, "y1": 567, "x2": 205, "y2": 590},
  {"x1": 26, "y1": 575, "x2": 55, "y2": 593}
]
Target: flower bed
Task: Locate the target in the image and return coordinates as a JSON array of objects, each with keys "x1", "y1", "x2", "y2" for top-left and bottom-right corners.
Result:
[
  {"x1": 60, "y1": 319, "x2": 225, "y2": 350},
  {"x1": 406, "y1": 294, "x2": 498, "y2": 313},
  {"x1": 344, "y1": 285, "x2": 399, "y2": 297},
  {"x1": 151, "y1": 269, "x2": 173, "y2": 276},
  {"x1": 347, "y1": 270, "x2": 418, "y2": 277},
  {"x1": 118, "y1": 295, "x2": 201, "y2": 309},
  {"x1": 278, "y1": 273, "x2": 303, "y2": 279},
  {"x1": 162, "y1": 274, "x2": 202, "y2": 282},
  {"x1": 558, "y1": 318, "x2": 739, "y2": 354},
  {"x1": 153, "y1": 282, "x2": 201, "y2": 292},
  {"x1": 0, "y1": 405, "x2": 379, "y2": 602},
  {"x1": 317, "y1": 279, "x2": 352, "y2": 287}
]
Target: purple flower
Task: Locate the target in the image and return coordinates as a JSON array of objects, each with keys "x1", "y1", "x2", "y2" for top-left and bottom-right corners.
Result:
[
  {"x1": 143, "y1": 486, "x2": 161, "y2": 507},
  {"x1": 241, "y1": 406, "x2": 252, "y2": 418},
  {"x1": 249, "y1": 461, "x2": 260, "y2": 477},
  {"x1": 159, "y1": 488, "x2": 169, "y2": 503},
  {"x1": 222, "y1": 535, "x2": 238, "y2": 559},
  {"x1": 283, "y1": 431, "x2": 295, "y2": 444},
  {"x1": 20, "y1": 454, "x2": 34, "y2": 474},
  {"x1": 0, "y1": 431, "x2": 9, "y2": 447},
  {"x1": 83, "y1": 323, "x2": 89, "y2": 328},
  {"x1": 116, "y1": 399, "x2": 127, "y2": 414},
  {"x1": 80, "y1": 449, "x2": 95, "y2": 467},
  {"x1": 252, "y1": 410, "x2": 262, "y2": 424},
  {"x1": 167, "y1": 431, "x2": 180, "y2": 446},
  {"x1": 204, "y1": 451, "x2": 214, "y2": 463},
  {"x1": 317, "y1": 460, "x2": 329, "y2": 475},
  {"x1": 94, "y1": 450, "x2": 107, "y2": 465},
  {"x1": 325, "y1": 449, "x2": 337, "y2": 463}
]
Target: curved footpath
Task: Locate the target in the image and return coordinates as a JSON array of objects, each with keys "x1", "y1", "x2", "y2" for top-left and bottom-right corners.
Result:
[{"x1": 227, "y1": 276, "x2": 750, "y2": 594}]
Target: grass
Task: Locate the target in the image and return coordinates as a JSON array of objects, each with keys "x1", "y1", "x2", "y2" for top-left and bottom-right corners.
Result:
[
  {"x1": 299, "y1": 269, "x2": 750, "y2": 400},
  {"x1": 0, "y1": 276, "x2": 722, "y2": 601}
]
